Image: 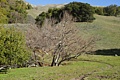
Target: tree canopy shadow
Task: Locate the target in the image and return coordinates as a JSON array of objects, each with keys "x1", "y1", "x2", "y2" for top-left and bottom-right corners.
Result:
[{"x1": 94, "y1": 49, "x2": 120, "y2": 56}]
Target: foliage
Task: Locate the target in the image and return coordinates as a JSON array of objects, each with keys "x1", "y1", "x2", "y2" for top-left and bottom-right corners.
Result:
[
  {"x1": 0, "y1": 12, "x2": 8, "y2": 23},
  {"x1": 94, "y1": 7, "x2": 104, "y2": 15},
  {"x1": 94, "y1": 5, "x2": 120, "y2": 16},
  {"x1": 0, "y1": 0, "x2": 32, "y2": 24},
  {"x1": 64, "y1": 2, "x2": 95, "y2": 22},
  {"x1": 35, "y1": 8, "x2": 64, "y2": 27},
  {"x1": 0, "y1": 26, "x2": 30, "y2": 67},
  {"x1": 35, "y1": 2, "x2": 95, "y2": 27},
  {"x1": 26, "y1": 3, "x2": 33, "y2": 9},
  {"x1": 35, "y1": 12, "x2": 47, "y2": 27},
  {"x1": 0, "y1": 7, "x2": 9, "y2": 23},
  {"x1": 116, "y1": 6, "x2": 120, "y2": 16},
  {"x1": 104, "y1": 5, "x2": 117, "y2": 16}
]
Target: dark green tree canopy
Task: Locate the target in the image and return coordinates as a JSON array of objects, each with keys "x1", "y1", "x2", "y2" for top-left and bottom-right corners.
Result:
[
  {"x1": 94, "y1": 4, "x2": 120, "y2": 16},
  {"x1": 64, "y1": 2, "x2": 95, "y2": 22},
  {"x1": 35, "y1": 2, "x2": 95, "y2": 27},
  {"x1": 94, "y1": 7, "x2": 104, "y2": 15},
  {"x1": 104, "y1": 5, "x2": 117, "y2": 16}
]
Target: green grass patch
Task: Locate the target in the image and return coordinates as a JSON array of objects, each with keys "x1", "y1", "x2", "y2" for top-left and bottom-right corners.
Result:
[
  {"x1": 0, "y1": 55, "x2": 120, "y2": 80},
  {"x1": 76, "y1": 14, "x2": 120, "y2": 50}
]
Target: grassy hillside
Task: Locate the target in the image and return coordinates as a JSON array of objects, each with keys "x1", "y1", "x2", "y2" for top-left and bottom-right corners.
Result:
[
  {"x1": 1, "y1": 6, "x2": 120, "y2": 80},
  {"x1": 27, "y1": 4, "x2": 64, "y2": 18},
  {"x1": 27, "y1": 4, "x2": 120, "y2": 50},
  {"x1": 0, "y1": 55, "x2": 120, "y2": 80},
  {"x1": 3, "y1": 13, "x2": 120, "y2": 51},
  {"x1": 4, "y1": 14, "x2": 120, "y2": 50},
  {"x1": 76, "y1": 14, "x2": 120, "y2": 50}
]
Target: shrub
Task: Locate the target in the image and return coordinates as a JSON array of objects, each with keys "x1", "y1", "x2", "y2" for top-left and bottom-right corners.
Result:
[
  {"x1": 64, "y1": 2, "x2": 95, "y2": 22},
  {"x1": 94, "y1": 5, "x2": 120, "y2": 16},
  {"x1": 0, "y1": 26, "x2": 30, "y2": 67},
  {"x1": 0, "y1": 0, "x2": 32, "y2": 24}
]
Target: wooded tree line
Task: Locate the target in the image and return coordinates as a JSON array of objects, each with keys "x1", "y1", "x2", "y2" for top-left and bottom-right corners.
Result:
[
  {"x1": 36, "y1": 2, "x2": 120, "y2": 27},
  {"x1": 35, "y1": 2, "x2": 95, "y2": 27},
  {"x1": 0, "y1": 0, "x2": 32, "y2": 24},
  {"x1": 94, "y1": 5, "x2": 120, "y2": 16}
]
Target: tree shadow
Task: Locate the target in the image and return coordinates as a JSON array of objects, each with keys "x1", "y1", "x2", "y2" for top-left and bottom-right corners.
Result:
[{"x1": 94, "y1": 49, "x2": 120, "y2": 56}]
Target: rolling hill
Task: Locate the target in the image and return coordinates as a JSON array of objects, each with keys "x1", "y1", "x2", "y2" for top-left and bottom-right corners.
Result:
[
  {"x1": 76, "y1": 14, "x2": 120, "y2": 50},
  {"x1": 26, "y1": 4, "x2": 120, "y2": 50},
  {"x1": 27, "y1": 4, "x2": 65, "y2": 18},
  {"x1": 1, "y1": 3, "x2": 120, "y2": 80},
  {"x1": 6, "y1": 15, "x2": 120, "y2": 51},
  {"x1": 3, "y1": 2, "x2": 120, "y2": 51}
]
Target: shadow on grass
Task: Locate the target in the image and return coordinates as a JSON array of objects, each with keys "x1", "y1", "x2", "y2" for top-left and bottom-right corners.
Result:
[{"x1": 94, "y1": 49, "x2": 120, "y2": 56}]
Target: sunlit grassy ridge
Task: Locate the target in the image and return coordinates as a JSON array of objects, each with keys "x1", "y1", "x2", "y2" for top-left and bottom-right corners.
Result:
[{"x1": 76, "y1": 14, "x2": 120, "y2": 50}]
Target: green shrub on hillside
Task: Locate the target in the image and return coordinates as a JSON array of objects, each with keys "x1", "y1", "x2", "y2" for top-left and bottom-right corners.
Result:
[
  {"x1": 27, "y1": 3, "x2": 33, "y2": 9},
  {"x1": 94, "y1": 7, "x2": 104, "y2": 15},
  {"x1": 0, "y1": 26, "x2": 30, "y2": 67},
  {"x1": 94, "y1": 5, "x2": 120, "y2": 16},
  {"x1": 0, "y1": 0, "x2": 32, "y2": 24},
  {"x1": 35, "y1": 12, "x2": 47, "y2": 26},
  {"x1": 64, "y1": 2, "x2": 95, "y2": 22},
  {"x1": 104, "y1": 5, "x2": 117, "y2": 16},
  {"x1": 0, "y1": 12, "x2": 8, "y2": 23}
]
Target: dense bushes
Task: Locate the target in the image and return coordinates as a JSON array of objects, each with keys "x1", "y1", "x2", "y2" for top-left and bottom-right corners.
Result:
[
  {"x1": 0, "y1": 0, "x2": 32, "y2": 24},
  {"x1": 0, "y1": 26, "x2": 30, "y2": 67},
  {"x1": 64, "y1": 2, "x2": 95, "y2": 22},
  {"x1": 35, "y1": 8, "x2": 64, "y2": 26},
  {"x1": 35, "y1": 2, "x2": 95, "y2": 27},
  {"x1": 94, "y1": 7, "x2": 104, "y2": 15},
  {"x1": 94, "y1": 5, "x2": 120, "y2": 16},
  {"x1": 35, "y1": 12, "x2": 47, "y2": 26}
]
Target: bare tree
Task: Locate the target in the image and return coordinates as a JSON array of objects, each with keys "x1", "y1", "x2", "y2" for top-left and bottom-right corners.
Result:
[{"x1": 26, "y1": 12, "x2": 97, "y2": 66}]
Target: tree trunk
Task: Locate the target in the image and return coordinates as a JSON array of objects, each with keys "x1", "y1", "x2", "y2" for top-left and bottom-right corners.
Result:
[
  {"x1": 51, "y1": 54, "x2": 56, "y2": 66},
  {"x1": 54, "y1": 53, "x2": 60, "y2": 66},
  {"x1": 51, "y1": 53, "x2": 60, "y2": 66}
]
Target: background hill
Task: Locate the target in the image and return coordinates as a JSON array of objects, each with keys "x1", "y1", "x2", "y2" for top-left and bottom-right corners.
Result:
[
  {"x1": 76, "y1": 14, "x2": 120, "y2": 50},
  {"x1": 27, "y1": 3, "x2": 120, "y2": 50},
  {"x1": 27, "y1": 4, "x2": 65, "y2": 18},
  {"x1": 1, "y1": 2, "x2": 120, "y2": 79},
  {"x1": 3, "y1": 2, "x2": 120, "y2": 50},
  {"x1": 7, "y1": 14, "x2": 120, "y2": 50}
]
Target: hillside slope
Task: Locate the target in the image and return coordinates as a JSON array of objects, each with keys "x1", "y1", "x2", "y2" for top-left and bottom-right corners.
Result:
[
  {"x1": 5, "y1": 14, "x2": 120, "y2": 50},
  {"x1": 76, "y1": 14, "x2": 120, "y2": 50},
  {"x1": 27, "y1": 4, "x2": 64, "y2": 18}
]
